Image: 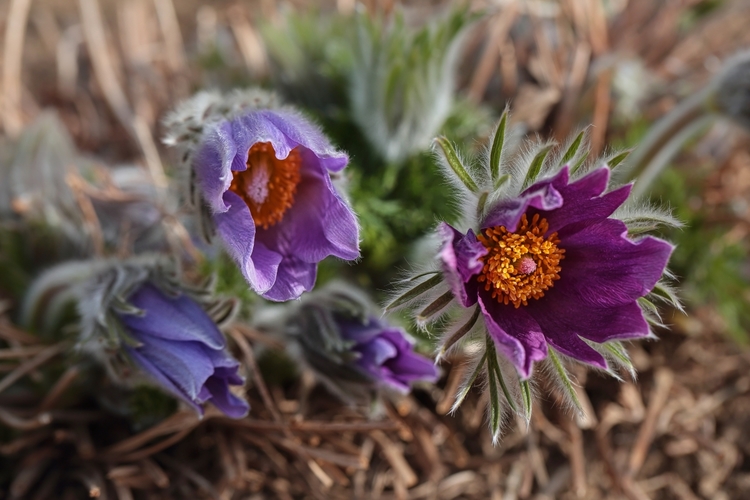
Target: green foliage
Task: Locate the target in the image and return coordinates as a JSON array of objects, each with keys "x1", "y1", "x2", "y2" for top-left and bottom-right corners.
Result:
[
  {"x1": 198, "y1": 253, "x2": 257, "y2": 316},
  {"x1": 652, "y1": 168, "x2": 750, "y2": 342},
  {"x1": 261, "y1": 11, "x2": 354, "y2": 115}
]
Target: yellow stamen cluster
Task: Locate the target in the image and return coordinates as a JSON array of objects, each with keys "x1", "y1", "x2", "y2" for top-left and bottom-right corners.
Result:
[
  {"x1": 229, "y1": 142, "x2": 302, "y2": 229},
  {"x1": 477, "y1": 214, "x2": 565, "y2": 308}
]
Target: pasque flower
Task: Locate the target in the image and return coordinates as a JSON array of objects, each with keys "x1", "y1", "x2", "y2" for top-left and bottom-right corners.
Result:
[
  {"x1": 389, "y1": 115, "x2": 680, "y2": 439},
  {"x1": 164, "y1": 90, "x2": 360, "y2": 301},
  {"x1": 118, "y1": 283, "x2": 249, "y2": 418},
  {"x1": 28, "y1": 257, "x2": 250, "y2": 418},
  {"x1": 439, "y1": 166, "x2": 672, "y2": 378},
  {"x1": 278, "y1": 283, "x2": 437, "y2": 404}
]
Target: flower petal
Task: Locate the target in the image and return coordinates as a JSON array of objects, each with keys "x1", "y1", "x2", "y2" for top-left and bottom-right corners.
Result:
[
  {"x1": 258, "y1": 110, "x2": 349, "y2": 172},
  {"x1": 202, "y1": 375, "x2": 250, "y2": 418},
  {"x1": 255, "y1": 151, "x2": 359, "y2": 265},
  {"x1": 554, "y1": 218, "x2": 674, "y2": 307},
  {"x1": 437, "y1": 222, "x2": 487, "y2": 307},
  {"x1": 127, "y1": 346, "x2": 203, "y2": 415},
  {"x1": 122, "y1": 284, "x2": 225, "y2": 350},
  {"x1": 193, "y1": 121, "x2": 237, "y2": 214},
  {"x1": 438, "y1": 223, "x2": 486, "y2": 307},
  {"x1": 214, "y1": 191, "x2": 282, "y2": 295},
  {"x1": 378, "y1": 330, "x2": 439, "y2": 381},
  {"x1": 482, "y1": 171, "x2": 564, "y2": 231},
  {"x1": 131, "y1": 337, "x2": 216, "y2": 400},
  {"x1": 477, "y1": 293, "x2": 548, "y2": 379},
  {"x1": 528, "y1": 167, "x2": 632, "y2": 238},
  {"x1": 523, "y1": 299, "x2": 610, "y2": 369},
  {"x1": 261, "y1": 256, "x2": 317, "y2": 302}
]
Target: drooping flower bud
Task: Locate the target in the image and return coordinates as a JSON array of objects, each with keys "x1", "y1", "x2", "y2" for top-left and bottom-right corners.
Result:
[
  {"x1": 24, "y1": 256, "x2": 248, "y2": 418},
  {"x1": 276, "y1": 282, "x2": 438, "y2": 406}
]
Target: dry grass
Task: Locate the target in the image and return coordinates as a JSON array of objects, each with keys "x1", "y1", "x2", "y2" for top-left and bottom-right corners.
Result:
[{"x1": 1, "y1": 0, "x2": 749, "y2": 498}]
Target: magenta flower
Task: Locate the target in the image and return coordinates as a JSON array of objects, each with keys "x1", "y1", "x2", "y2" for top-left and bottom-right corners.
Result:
[
  {"x1": 390, "y1": 117, "x2": 679, "y2": 440},
  {"x1": 439, "y1": 166, "x2": 673, "y2": 378},
  {"x1": 119, "y1": 283, "x2": 249, "y2": 418},
  {"x1": 191, "y1": 107, "x2": 359, "y2": 301}
]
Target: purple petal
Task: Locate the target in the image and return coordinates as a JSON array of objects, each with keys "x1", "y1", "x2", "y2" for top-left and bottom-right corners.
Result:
[
  {"x1": 377, "y1": 330, "x2": 439, "y2": 381},
  {"x1": 128, "y1": 346, "x2": 204, "y2": 415},
  {"x1": 214, "y1": 191, "x2": 282, "y2": 295},
  {"x1": 261, "y1": 257, "x2": 317, "y2": 302},
  {"x1": 477, "y1": 293, "x2": 548, "y2": 379},
  {"x1": 356, "y1": 339, "x2": 437, "y2": 393},
  {"x1": 523, "y1": 300, "x2": 609, "y2": 369},
  {"x1": 438, "y1": 223, "x2": 487, "y2": 307},
  {"x1": 194, "y1": 109, "x2": 348, "y2": 213},
  {"x1": 258, "y1": 110, "x2": 349, "y2": 172},
  {"x1": 133, "y1": 337, "x2": 216, "y2": 399},
  {"x1": 527, "y1": 167, "x2": 632, "y2": 238},
  {"x1": 482, "y1": 170, "x2": 565, "y2": 231},
  {"x1": 121, "y1": 284, "x2": 224, "y2": 350},
  {"x1": 524, "y1": 295, "x2": 648, "y2": 367},
  {"x1": 193, "y1": 121, "x2": 238, "y2": 214},
  {"x1": 255, "y1": 150, "x2": 359, "y2": 265},
  {"x1": 554, "y1": 218, "x2": 674, "y2": 307},
  {"x1": 202, "y1": 376, "x2": 250, "y2": 418}
]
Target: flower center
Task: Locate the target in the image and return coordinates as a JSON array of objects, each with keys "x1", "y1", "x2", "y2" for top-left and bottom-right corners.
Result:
[
  {"x1": 229, "y1": 142, "x2": 302, "y2": 229},
  {"x1": 477, "y1": 213, "x2": 565, "y2": 308}
]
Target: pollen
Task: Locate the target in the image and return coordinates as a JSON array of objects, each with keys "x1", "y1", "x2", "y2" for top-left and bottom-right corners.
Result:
[
  {"x1": 229, "y1": 142, "x2": 302, "y2": 229},
  {"x1": 477, "y1": 213, "x2": 565, "y2": 308}
]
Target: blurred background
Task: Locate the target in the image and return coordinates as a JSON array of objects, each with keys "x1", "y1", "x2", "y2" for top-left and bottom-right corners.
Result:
[{"x1": 1, "y1": 0, "x2": 750, "y2": 498}]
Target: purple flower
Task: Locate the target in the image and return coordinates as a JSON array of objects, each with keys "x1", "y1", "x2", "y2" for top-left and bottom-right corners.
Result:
[
  {"x1": 193, "y1": 109, "x2": 360, "y2": 301},
  {"x1": 119, "y1": 283, "x2": 249, "y2": 418},
  {"x1": 340, "y1": 317, "x2": 439, "y2": 393},
  {"x1": 440, "y1": 166, "x2": 673, "y2": 378}
]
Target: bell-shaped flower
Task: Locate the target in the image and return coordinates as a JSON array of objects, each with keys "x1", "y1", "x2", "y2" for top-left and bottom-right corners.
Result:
[
  {"x1": 164, "y1": 90, "x2": 360, "y2": 301},
  {"x1": 118, "y1": 283, "x2": 249, "y2": 418}
]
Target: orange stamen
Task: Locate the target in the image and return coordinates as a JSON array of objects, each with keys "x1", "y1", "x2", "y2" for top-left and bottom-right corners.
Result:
[
  {"x1": 476, "y1": 214, "x2": 565, "y2": 308},
  {"x1": 229, "y1": 142, "x2": 302, "y2": 229}
]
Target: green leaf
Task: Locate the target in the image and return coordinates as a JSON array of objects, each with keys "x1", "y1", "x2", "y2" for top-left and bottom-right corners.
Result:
[
  {"x1": 476, "y1": 191, "x2": 489, "y2": 220},
  {"x1": 570, "y1": 151, "x2": 589, "y2": 175},
  {"x1": 520, "y1": 380, "x2": 532, "y2": 418},
  {"x1": 547, "y1": 348, "x2": 583, "y2": 413},
  {"x1": 522, "y1": 145, "x2": 552, "y2": 189},
  {"x1": 560, "y1": 129, "x2": 586, "y2": 167},
  {"x1": 417, "y1": 290, "x2": 454, "y2": 322},
  {"x1": 452, "y1": 350, "x2": 487, "y2": 411},
  {"x1": 435, "y1": 136, "x2": 479, "y2": 192},
  {"x1": 650, "y1": 280, "x2": 684, "y2": 312},
  {"x1": 606, "y1": 150, "x2": 631, "y2": 169},
  {"x1": 385, "y1": 274, "x2": 443, "y2": 312},
  {"x1": 489, "y1": 110, "x2": 508, "y2": 181},
  {"x1": 439, "y1": 306, "x2": 481, "y2": 358},
  {"x1": 486, "y1": 339, "x2": 517, "y2": 413},
  {"x1": 603, "y1": 342, "x2": 636, "y2": 379},
  {"x1": 487, "y1": 357, "x2": 502, "y2": 439},
  {"x1": 493, "y1": 173, "x2": 511, "y2": 192}
]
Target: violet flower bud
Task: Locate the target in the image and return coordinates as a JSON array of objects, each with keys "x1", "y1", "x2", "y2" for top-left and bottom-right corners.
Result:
[
  {"x1": 117, "y1": 283, "x2": 249, "y2": 418},
  {"x1": 43, "y1": 257, "x2": 251, "y2": 418},
  {"x1": 284, "y1": 283, "x2": 438, "y2": 404}
]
